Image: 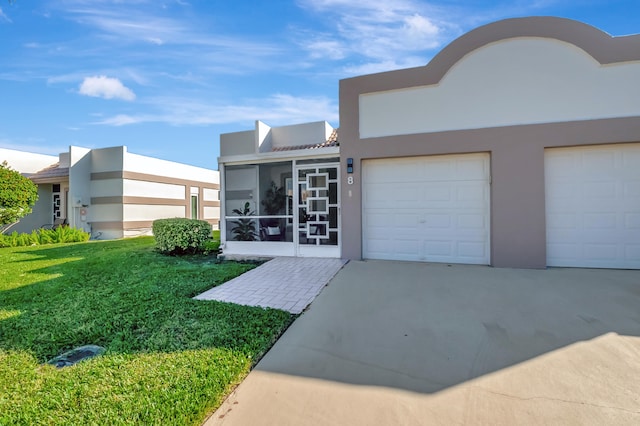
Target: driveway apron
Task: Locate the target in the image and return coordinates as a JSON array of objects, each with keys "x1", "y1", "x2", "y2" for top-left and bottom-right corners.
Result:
[{"x1": 206, "y1": 260, "x2": 640, "y2": 425}]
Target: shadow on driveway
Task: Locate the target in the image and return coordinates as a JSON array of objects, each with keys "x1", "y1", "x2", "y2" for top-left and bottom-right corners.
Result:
[{"x1": 211, "y1": 261, "x2": 640, "y2": 425}]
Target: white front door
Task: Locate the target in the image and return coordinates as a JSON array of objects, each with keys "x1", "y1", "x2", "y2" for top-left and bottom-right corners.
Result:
[{"x1": 295, "y1": 163, "x2": 340, "y2": 257}]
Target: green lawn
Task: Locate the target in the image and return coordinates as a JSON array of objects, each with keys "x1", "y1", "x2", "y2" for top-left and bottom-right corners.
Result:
[{"x1": 0, "y1": 237, "x2": 294, "y2": 425}]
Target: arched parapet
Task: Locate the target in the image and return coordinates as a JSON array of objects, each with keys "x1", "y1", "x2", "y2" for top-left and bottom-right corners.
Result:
[{"x1": 347, "y1": 16, "x2": 640, "y2": 139}]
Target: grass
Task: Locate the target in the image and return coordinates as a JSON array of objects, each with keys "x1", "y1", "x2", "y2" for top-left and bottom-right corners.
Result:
[{"x1": 0, "y1": 237, "x2": 294, "y2": 425}]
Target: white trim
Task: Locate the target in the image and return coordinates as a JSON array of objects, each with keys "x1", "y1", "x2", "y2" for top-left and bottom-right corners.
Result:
[
  {"x1": 224, "y1": 241, "x2": 295, "y2": 257},
  {"x1": 218, "y1": 147, "x2": 339, "y2": 166}
]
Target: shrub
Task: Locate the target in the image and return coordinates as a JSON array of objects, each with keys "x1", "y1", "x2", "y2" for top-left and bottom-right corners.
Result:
[
  {"x1": 203, "y1": 239, "x2": 221, "y2": 255},
  {"x1": 0, "y1": 161, "x2": 39, "y2": 226},
  {"x1": 0, "y1": 227, "x2": 90, "y2": 248},
  {"x1": 153, "y1": 218, "x2": 212, "y2": 255}
]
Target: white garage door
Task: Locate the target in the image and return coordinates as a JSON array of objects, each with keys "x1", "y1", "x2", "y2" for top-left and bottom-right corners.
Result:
[
  {"x1": 362, "y1": 153, "x2": 490, "y2": 264},
  {"x1": 545, "y1": 143, "x2": 640, "y2": 269}
]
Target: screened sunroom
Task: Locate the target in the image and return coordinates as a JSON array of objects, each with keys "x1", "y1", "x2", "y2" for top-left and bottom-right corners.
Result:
[{"x1": 219, "y1": 121, "x2": 340, "y2": 258}]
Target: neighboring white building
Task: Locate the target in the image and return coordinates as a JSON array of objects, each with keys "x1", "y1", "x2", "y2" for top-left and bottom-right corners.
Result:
[
  {"x1": 219, "y1": 120, "x2": 340, "y2": 258},
  {"x1": 2, "y1": 146, "x2": 220, "y2": 239}
]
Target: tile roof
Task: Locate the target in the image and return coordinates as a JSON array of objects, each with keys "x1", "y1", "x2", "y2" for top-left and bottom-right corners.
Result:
[
  {"x1": 272, "y1": 128, "x2": 339, "y2": 152},
  {"x1": 28, "y1": 162, "x2": 69, "y2": 183}
]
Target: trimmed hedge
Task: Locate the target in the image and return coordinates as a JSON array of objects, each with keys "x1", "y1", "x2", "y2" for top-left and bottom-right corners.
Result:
[
  {"x1": 0, "y1": 227, "x2": 90, "y2": 248},
  {"x1": 153, "y1": 218, "x2": 212, "y2": 255}
]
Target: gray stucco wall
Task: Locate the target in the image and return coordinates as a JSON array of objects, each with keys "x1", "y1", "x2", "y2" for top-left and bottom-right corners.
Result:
[{"x1": 338, "y1": 17, "x2": 640, "y2": 269}]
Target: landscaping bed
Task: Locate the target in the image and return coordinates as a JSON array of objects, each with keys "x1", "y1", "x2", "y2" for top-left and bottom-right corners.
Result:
[{"x1": 0, "y1": 237, "x2": 294, "y2": 425}]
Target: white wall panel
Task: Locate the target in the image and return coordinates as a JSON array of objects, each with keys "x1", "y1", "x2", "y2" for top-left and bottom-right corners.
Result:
[
  {"x1": 123, "y1": 204, "x2": 185, "y2": 221},
  {"x1": 90, "y1": 204, "x2": 123, "y2": 222},
  {"x1": 203, "y1": 188, "x2": 219, "y2": 201},
  {"x1": 0, "y1": 148, "x2": 57, "y2": 173},
  {"x1": 360, "y1": 38, "x2": 640, "y2": 138},
  {"x1": 91, "y1": 179, "x2": 123, "y2": 197},
  {"x1": 124, "y1": 152, "x2": 219, "y2": 183},
  {"x1": 203, "y1": 206, "x2": 220, "y2": 220},
  {"x1": 123, "y1": 179, "x2": 185, "y2": 199}
]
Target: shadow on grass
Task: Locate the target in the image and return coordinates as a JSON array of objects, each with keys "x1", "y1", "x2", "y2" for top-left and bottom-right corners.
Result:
[
  {"x1": 0, "y1": 238, "x2": 296, "y2": 425},
  {"x1": 0, "y1": 238, "x2": 293, "y2": 362}
]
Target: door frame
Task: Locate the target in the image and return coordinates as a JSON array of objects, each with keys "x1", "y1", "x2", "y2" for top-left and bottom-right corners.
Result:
[{"x1": 294, "y1": 161, "x2": 341, "y2": 258}]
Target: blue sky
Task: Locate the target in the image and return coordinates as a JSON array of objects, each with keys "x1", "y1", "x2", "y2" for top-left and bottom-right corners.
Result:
[{"x1": 1, "y1": 1, "x2": 639, "y2": 170}]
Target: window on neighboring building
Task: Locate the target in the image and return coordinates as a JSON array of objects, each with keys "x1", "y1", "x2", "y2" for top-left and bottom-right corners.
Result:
[{"x1": 191, "y1": 195, "x2": 199, "y2": 219}]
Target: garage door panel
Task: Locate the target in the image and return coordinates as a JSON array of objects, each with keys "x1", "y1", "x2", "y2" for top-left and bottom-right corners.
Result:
[
  {"x1": 363, "y1": 153, "x2": 490, "y2": 264},
  {"x1": 545, "y1": 143, "x2": 640, "y2": 269},
  {"x1": 424, "y1": 240, "x2": 454, "y2": 258},
  {"x1": 547, "y1": 213, "x2": 577, "y2": 229},
  {"x1": 583, "y1": 213, "x2": 617, "y2": 229},
  {"x1": 583, "y1": 181, "x2": 617, "y2": 199},
  {"x1": 457, "y1": 214, "x2": 485, "y2": 229},
  {"x1": 626, "y1": 244, "x2": 640, "y2": 260},
  {"x1": 425, "y1": 214, "x2": 451, "y2": 228},
  {"x1": 365, "y1": 212, "x2": 389, "y2": 228},
  {"x1": 625, "y1": 182, "x2": 640, "y2": 197},
  {"x1": 583, "y1": 244, "x2": 618, "y2": 261},
  {"x1": 583, "y1": 151, "x2": 615, "y2": 171},
  {"x1": 423, "y1": 185, "x2": 453, "y2": 202},
  {"x1": 456, "y1": 184, "x2": 486, "y2": 202},
  {"x1": 364, "y1": 183, "x2": 394, "y2": 205},
  {"x1": 422, "y1": 161, "x2": 453, "y2": 179},
  {"x1": 454, "y1": 158, "x2": 488, "y2": 179},
  {"x1": 394, "y1": 238, "x2": 421, "y2": 254},
  {"x1": 626, "y1": 213, "x2": 640, "y2": 228},
  {"x1": 366, "y1": 238, "x2": 391, "y2": 256},
  {"x1": 547, "y1": 243, "x2": 578, "y2": 260},
  {"x1": 457, "y1": 241, "x2": 487, "y2": 259},
  {"x1": 546, "y1": 155, "x2": 576, "y2": 178},
  {"x1": 394, "y1": 214, "x2": 421, "y2": 228},
  {"x1": 547, "y1": 182, "x2": 578, "y2": 201}
]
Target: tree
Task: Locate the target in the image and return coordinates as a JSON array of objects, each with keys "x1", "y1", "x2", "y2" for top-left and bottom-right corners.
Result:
[{"x1": 0, "y1": 161, "x2": 39, "y2": 226}]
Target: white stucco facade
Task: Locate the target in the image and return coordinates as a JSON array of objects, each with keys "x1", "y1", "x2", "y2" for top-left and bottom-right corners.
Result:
[
  {"x1": 359, "y1": 38, "x2": 640, "y2": 139},
  {"x1": 1, "y1": 145, "x2": 220, "y2": 239}
]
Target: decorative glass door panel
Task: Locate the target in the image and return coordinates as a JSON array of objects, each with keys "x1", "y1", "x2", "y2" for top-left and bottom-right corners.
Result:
[{"x1": 295, "y1": 163, "x2": 340, "y2": 257}]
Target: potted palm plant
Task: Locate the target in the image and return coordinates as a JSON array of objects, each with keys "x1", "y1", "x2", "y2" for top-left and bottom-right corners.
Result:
[
  {"x1": 261, "y1": 181, "x2": 286, "y2": 216},
  {"x1": 260, "y1": 181, "x2": 286, "y2": 241},
  {"x1": 231, "y1": 202, "x2": 257, "y2": 241}
]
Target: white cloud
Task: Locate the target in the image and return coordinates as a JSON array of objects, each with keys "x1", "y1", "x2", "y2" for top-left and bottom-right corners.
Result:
[
  {"x1": 297, "y1": 0, "x2": 450, "y2": 74},
  {"x1": 93, "y1": 94, "x2": 338, "y2": 127},
  {"x1": 343, "y1": 57, "x2": 427, "y2": 76},
  {"x1": 0, "y1": 139, "x2": 67, "y2": 156},
  {"x1": 52, "y1": 3, "x2": 283, "y2": 76},
  {"x1": 79, "y1": 76, "x2": 136, "y2": 101},
  {"x1": 306, "y1": 39, "x2": 347, "y2": 60},
  {"x1": 96, "y1": 114, "x2": 140, "y2": 126},
  {"x1": 0, "y1": 7, "x2": 12, "y2": 23}
]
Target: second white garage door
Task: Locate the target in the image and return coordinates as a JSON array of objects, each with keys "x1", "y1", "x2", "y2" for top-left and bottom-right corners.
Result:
[
  {"x1": 362, "y1": 153, "x2": 490, "y2": 264},
  {"x1": 545, "y1": 143, "x2": 640, "y2": 269}
]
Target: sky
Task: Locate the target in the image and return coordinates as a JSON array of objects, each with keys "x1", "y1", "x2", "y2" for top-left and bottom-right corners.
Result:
[{"x1": 1, "y1": 1, "x2": 639, "y2": 170}]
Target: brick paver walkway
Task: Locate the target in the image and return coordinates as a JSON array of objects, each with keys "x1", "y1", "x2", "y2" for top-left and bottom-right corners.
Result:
[{"x1": 194, "y1": 257, "x2": 347, "y2": 314}]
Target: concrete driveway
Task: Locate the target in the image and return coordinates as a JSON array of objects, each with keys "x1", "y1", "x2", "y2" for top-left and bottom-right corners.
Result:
[{"x1": 207, "y1": 261, "x2": 640, "y2": 425}]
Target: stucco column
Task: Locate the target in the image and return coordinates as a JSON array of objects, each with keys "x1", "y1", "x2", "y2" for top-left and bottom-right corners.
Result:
[{"x1": 490, "y1": 144, "x2": 546, "y2": 268}]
